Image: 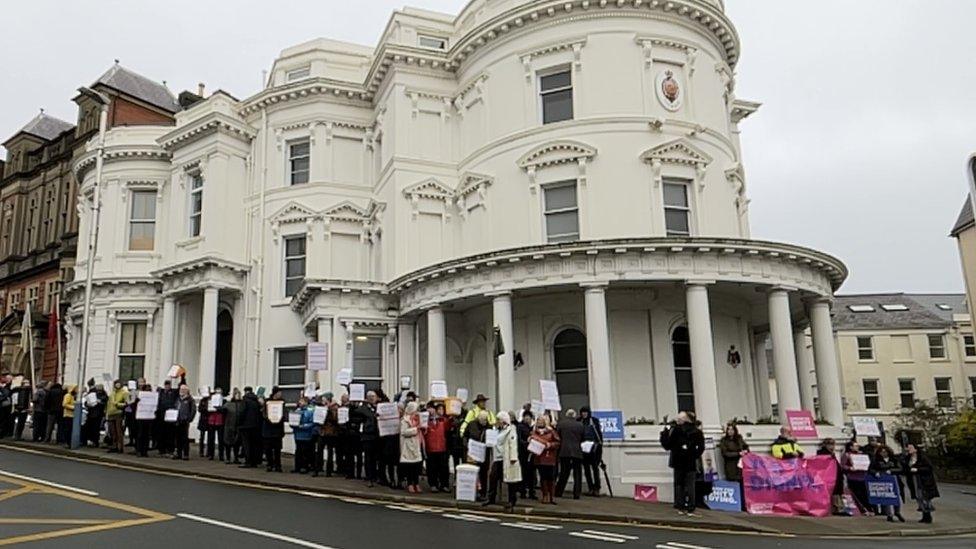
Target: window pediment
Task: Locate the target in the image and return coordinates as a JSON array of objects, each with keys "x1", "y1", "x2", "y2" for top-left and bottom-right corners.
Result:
[
  {"x1": 640, "y1": 138, "x2": 712, "y2": 168},
  {"x1": 323, "y1": 200, "x2": 370, "y2": 222},
  {"x1": 517, "y1": 140, "x2": 597, "y2": 172},
  {"x1": 402, "y1": 178, "x2": 454, "y2": 201},
  {"x1": 270, "y1": 201, "x2": 317, "y2": 228}
]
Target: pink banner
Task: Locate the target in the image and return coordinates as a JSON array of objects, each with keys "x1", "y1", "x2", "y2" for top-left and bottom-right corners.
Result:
[{"x1": 742, "y1": 454, "x2": 837, "y2": 517}]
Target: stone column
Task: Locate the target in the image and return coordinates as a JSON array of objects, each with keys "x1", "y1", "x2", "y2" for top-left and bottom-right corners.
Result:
[
  {"x1": 491, "y1": 293, "x2": 515, "y2": 412},
  {"x1": 427, "y1": 306, "x2": 446, "y2": 386},
  {"x1": 397, "y1": 322, "x2": 416, "y2": 390},
  {"x1": 198, "y1": 287, "x2": 219, "y2": 391},
  {"x1": 794, "y1": 327, "x2": 817, "y2": 412},
  {"x1": 685, "y1": 282, "x2": 721, "y2": 427},
  {"x1": 753, "y1": 333, "x2": 772, "y2": 417},
  {"x1": 582, "y1": 284, "x2": 613, "y2": 411},
  {"x1": 809, "y1": 298, "x2": 844, "y2": 425},
  {"x1": 159, "y1": 296, "x2": 176, "y2": 381},
  {"x1": 768, "y1": 288, "x2": 802, "y2": 414}
]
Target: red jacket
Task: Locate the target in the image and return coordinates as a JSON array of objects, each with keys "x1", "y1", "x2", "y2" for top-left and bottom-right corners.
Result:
[
  {"x1": 208, "y1": 408, "x2": 225, "y2": 427},
  {"x1": 424, "y1": 416, "x2": 451, "y2": 453}
]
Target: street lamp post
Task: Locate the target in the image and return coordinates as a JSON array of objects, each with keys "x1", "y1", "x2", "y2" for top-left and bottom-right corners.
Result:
[{"x1": 71, "y1": 87, "x2": 110, "y2": 450}]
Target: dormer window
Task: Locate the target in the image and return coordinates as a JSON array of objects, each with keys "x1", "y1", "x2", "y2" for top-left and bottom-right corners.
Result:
[
  {"x1": 418, "y1": 35, "x2": 447, "y2": 50},
  {"x1": 847, "y1": 305, "x2": 875, "y2": 313},
  {"x1": 881, "y1": 304, "x2": 909, "y2": 312},
  {"x1": 285, "y1": 66, "x2": 311, "y2": 82}
]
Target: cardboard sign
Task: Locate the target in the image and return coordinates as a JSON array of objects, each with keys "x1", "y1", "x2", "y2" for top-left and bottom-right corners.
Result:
[
  {"x1": 592, "y1": 410, "x2": 625, "y2": 441},
  {"x1": 378, "y1": 416, "x2": 400, "y2": 436},
  {"x1": 539, "y1": 380, "x2": 562, "y2": 411},
  {"x1": 456, "y1": 388, "x2": 469, "y2": 403},
  {"x1": 867, "y1": 474, "x2": 901, "y2": 506},
  {"x1": 445, "y1": 398, "x2": 462, "y2": 416},
  {"x1": 429, "y1": 380, "x2": 448, "y2": 399},
  {"x1": 853, "y1": 416, "x2": 881, "y2": 437},
  {"x1": 336, "y1": 368, "x2": 353, "y2": 386},
  {"x1": 850, "y1": 454, "x2": 871, "y2": 471},
  {"x1": 136, "y1": 391, "x2": 158, "y2": 420},
  {"x1": 527, "y1": 438, "x2": 546, "y2": 456},
  {"x1": 307, "y1": 342, "x2": 329, "y2": 371},
  {"x1": 633, "y1": 484, "x2": 658, "y2": 502},
  {"x1": 467, "y1": 439, "x2": 486, "y2": 463},
  {"x1": 313, "y1": 406, "x2": 328, "y2": 425},
  {"x1": 288, "y1": 412, "x2": 302, "y2": 427},
  {"x1": 785, "y1": 410, "x2": 819, "y2": 439},
  {"x1": 349, "y1": 383, "x2": 366, "y2": 402},
  {"x1": 164, "y1": 409, "x2": 178, "y2": 423},
  {"x1": 705, "y1": 480, "x2": 742, "y2": 512},
  {"x1": 266, "y1": 400, "x2": 285, "y2": 424},
  {"x1": 455, "y1": 464, "x2": 480, "y2": 502},
  {"x1": 337, "y1": 407, "x2": 349, "y2": 425}
]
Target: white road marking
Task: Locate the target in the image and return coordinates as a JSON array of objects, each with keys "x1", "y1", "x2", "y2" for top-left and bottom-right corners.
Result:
[
  {"x1": 569, "y1": 531, "x2": 627, "y2": 543},
  {"x1": 443, "y1": 513, "x2": 491, "y2": 522},
  {"x1": 385, "y1": 504, "x2": 434, "y2": 513},
  {"x1": 582, "y1": 530, "x2": 640, "y2": 540},
  {"x1": 0, "y1": 469, "x2": 98, "y2": 496},
  {"x1": 501, "y1": 522, "x2": 551, "y2": 531},
  {"x1": 457, "y1": 512, "x2": 500, "y2": 522},
  {"x1": 659, "y1": 543, "x2": 714, "y2": 549},
  {"x1": 178, "y1": 513, "x2": 340, "y2": 549}
]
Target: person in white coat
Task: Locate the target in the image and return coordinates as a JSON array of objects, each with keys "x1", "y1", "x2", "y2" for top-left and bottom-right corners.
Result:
[
  {"x1": 399, "y1": 401, "x2": 423, "y2": 493},
  {"x1": 496, "y1": 411, "x2": 522, "y2": 511}
]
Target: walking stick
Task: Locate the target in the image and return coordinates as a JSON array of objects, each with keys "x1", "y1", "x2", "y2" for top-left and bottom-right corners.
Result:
[{"x1": 599, "y1": 460, "x2": 613, "y2": 497}]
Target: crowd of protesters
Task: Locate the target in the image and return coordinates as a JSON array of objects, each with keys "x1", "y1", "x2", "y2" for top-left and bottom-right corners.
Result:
[
  {"x1": 1, "y1": 372, "x2": 941, "y2": 521},
  {"x1": 659, "y1": 411, "x2": 941, "y2": 524}
]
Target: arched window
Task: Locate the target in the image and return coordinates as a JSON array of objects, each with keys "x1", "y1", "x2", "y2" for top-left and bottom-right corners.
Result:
[
  {"x1": 553, "y1": 328, "x2": 589, "y2": 411},
  {"x1": 671, "y1": 326, "x2": 695, "y2": 413}
]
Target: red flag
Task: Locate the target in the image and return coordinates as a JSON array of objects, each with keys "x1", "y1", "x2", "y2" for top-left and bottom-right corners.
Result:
[{"x1": 47, "y1": 298, "x2": 59, "y2": 347}]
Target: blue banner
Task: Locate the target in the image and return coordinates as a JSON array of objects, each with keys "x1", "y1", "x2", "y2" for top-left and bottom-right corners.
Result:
[
  {"x1": 867, "y1": 474, "x2": 901, "y2": 506},
  {"x1": 592, "y1": 410, "x2": 625, "y2": 441},
  {"x1": 705, "y1": 480, "x2": 742, "y2": 512}
]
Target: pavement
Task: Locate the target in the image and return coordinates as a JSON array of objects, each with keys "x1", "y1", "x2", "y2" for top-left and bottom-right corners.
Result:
[{"x1": 0, "y1": 441, "x2": 976, "y2": 549}]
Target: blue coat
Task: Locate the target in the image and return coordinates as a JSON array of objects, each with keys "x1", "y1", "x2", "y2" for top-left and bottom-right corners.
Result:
[{"x1": 293, "y1": 406, "x2": 316, "y2": 442}]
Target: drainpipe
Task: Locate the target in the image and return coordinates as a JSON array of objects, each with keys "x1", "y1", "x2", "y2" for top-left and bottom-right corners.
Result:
[{"x1": 252, "y1": 108, "x2": 269, "y2": 383}]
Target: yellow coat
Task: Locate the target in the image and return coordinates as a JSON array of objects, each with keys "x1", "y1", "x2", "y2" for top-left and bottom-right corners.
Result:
[{"x1": 62, "y1": 392, "x2": 75, "y2": 418}]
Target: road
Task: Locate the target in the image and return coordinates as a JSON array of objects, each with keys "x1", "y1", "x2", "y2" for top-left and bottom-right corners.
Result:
[{"x1": 0, "y1": 447, "x2": 973, "y2": 548}]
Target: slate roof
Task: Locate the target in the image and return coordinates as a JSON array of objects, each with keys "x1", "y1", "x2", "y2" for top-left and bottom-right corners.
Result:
[
  {"x1": 94, "y1": 63, "x2": 180, "y2": 113},
  {"x1": 951, "y1": 199, "x2": 974, "y2": 236},
  {"x1": 4, "y1": 112, "x2": 74, "y2": 145},
  {"x1": 833, "y1": 293, "x2": 966, "y2": 331}
]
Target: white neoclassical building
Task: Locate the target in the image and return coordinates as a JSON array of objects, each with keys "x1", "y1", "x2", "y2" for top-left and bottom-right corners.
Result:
[{"x1": 65, "y1": 0, "x2": 848, "y2": 496}]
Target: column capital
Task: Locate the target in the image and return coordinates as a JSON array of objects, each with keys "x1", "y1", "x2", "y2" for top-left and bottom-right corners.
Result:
[
  {"x1": 768, "y1": 285, "x2": 798, "y2": 294},
  {"x1": 803, "y1": 295, "x2": 834, "y2": 307},
  {"x1": 684, "y1": 279, "x2": 716, "y2": 287},
  {"x1": 485, "y1": 291, "x2": 512, "y2": 299},
  {"x1": 419, "y1": 303, "x2": 443, "y2": 312},
  {"x1": 579, "y1": 282, "x2": 608, "y2": 291}
]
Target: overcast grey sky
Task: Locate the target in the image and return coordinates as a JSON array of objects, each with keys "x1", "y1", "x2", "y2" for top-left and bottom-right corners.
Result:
[{"x1": 2, "y1": 0, "x2": 973, "y2": 294}]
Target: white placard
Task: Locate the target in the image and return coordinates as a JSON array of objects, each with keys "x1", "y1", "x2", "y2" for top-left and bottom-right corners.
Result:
[
  {"x1": 581, "y1": 440, "x2": 595, "y2": 454},
  {"x1": 446, "y1": 398, "x2": 462, "y2": 416},
  {"x1": 209, "y1": 394, "x2": 224, "y2": 411},
  {"x1": 336, "y1": 368, "x2": 353, "y2": 386},
  {"x1": 127, "y1": 380, "x2": 137, "y2": 391},
  {"x1": 86, "y1": 393, "x2": 98, "y2": 407},
  {"x1": 400, "y1": 375, "x2": 412, "y2": 390},
  {"x1": 199, "y1": 386, "x2": 211, "y2": 398},
  {"x1": 266, "y1": 401, "x2": 285, "y2": 424},
  {"x1": 304, "y1": 383, "x2": 317, "y2": 399},
  {"x1": 539, "y1": 380, "x2": 562, "y2": 411},
  {"x1": 455, "y1": 464, "x2": 480, "y2": 502},
  {"x1": 164, "y1": 409, "x2": 178, "y2": 423},
  {"x1": 337, "y1": 407, "x2": 349, "y2": 425},
  {"x1": 467, "y1": 439, "x2": 487, "y2": 463},
  {"x1": 456, "y1": 388, "x2": 469, "y2": 403},
  {"x1": 419, "y1": 411, "x2": 430, "y2": 425},
  {"x1": 377, "y1": 402, "x2": 398, "y2": 419},
  {"x1": 485, "y1": 429, "x2": 499, "y2": 447},
  {"x1": 531, "y1": 399, "x2": 544, "y2": 417},
  {"x1": 430, "y1": 380, "x2": 448, "y2": 399},
  {"x1": 851, "y1": 454, "x2": 871, "y2": 471},
  {"x1": 349, "y1": 383, "x2": 366, "y2": 402},
  {"x1": 528, "y1": 438, "x2": 546, "y2": 456},
  {"x1": 11, "y1": 393, "x2": 18, "y2": 407},
  {"x1": 378, "y1": 416, "x2": 401, "y2": 436},
  {"x1": 288, "y1": 412, "x2": 302, "y2": 427},
  {"x1": 853, "y1": 416, "x2": 881, "y2": 437},
  {"x1": 313, "y1": 406, "x2": 328, "y2": 425},
  {"x1": 307, "y1": 342, "x2": 329, "y2": 371},
  {"x1": 136, "y1": 391, "x2": 158, "y2": 420}
]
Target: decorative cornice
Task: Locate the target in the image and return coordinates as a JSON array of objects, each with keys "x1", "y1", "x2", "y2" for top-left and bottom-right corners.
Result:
[
  {"x1": 74, "y1": 146, "x2": 170, "y2": 180},
  {"x1": 151, "y1": 256, "x2": 250, "y2": 280},
  {"x1": 641, "y1": 137, "x2": 712, "y2": 167},
  {"x1": 158, "y1": 112, "x2": 256, "y2": 150},
  {"x1": 402, "y1": 177, "x2": 454, "y2": 201},
  {"x1": 730, "y1": 99, "x2": 761, "y2": 125},
  {"x1": 457, "y1": 172, "x2": 494, "y2": 198}
]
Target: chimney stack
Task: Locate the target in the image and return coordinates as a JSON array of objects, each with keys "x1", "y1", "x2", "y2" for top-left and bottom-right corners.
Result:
[{"x1": 198, "y1": 82, "x2": 206, "y2": 97}]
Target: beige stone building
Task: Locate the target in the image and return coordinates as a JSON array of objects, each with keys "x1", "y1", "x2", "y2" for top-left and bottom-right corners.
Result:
[
  {"x1": 951, "y1": 154, "x2": 976, "y2": 325},
  {"x1": 833, "y1": 293, "x2": 976, "y2": 434}
]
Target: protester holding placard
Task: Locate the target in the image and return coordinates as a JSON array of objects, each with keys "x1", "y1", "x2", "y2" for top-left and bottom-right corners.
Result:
[
  {"x1": 463, "y1": 409, "x2": 491, "y2": 501},
  {"x1": 816, "y1": 438, "x2": 848, "y2": 516},
  {"x1": 133, "y1": 382, "x2": 155, "y2": 457},
  {"x1": 495, "y1": 411, "x2": 522, "y2": 511},
  {"x1": 870, "y1": 445, "x2": 905, "y2": 522},
  {"x1": 262, "y1": 389, "x2": 286, "y2": 472},
  {"x1": 105, "y1": 380, "x2": 129, "y2": 454},
  {"x1": 203, "y1": 389, "x2": 225, "y2": 461},
  {"x1": 424, "y1": 402, "x2": 451, "y2": 492},
  {"x1": 841, "y1": 441, "x2": 871, "y2": 514},
  {"x1": 530, "y1": 415, "x2": 560, "y2": 504},
  {"x1": 239, "y1": 387, "x2": 263, "y2": 468},
  {"x1": 903, "y1": 443, "x2": 939, "y2": 524},
  {"x1": 578, "y1": 406, "x2": 605, "y2": 497},
  {"x1": 11, "y1": 379, "x2": 31, "y2": 441},
  {"x1": 399, "y1": 401, "x2": 423, "y2": 493},
  {"x1": 154, "y1": 380, "x2": 178, "y2": 456},
  {"x1": 337, "y1": 394, "x2": 359, "y2": 479},
  {"x1": 555, "y1": 409, "x2": 585, "y2": 500},
  {"x1": 312, "y1": 393, "x2": 338, "y2": 477},
  {"x1": 291, "y1": 397, "x2": 316, "y2": 474},
  {"x1": 377, "y1": 390, "x2": 401, "y2": 489},
  {"x1": 353, "y1": 391, "x2": 380, "y2": 486},
  {"x1": 719, "y1": 423, "x2": 749, "y2": 483},
  {"x1": 172, "y1": 385, "x2": 196, "y2": 460},
  {"x1": 196, "y1": 393, "x2": 212, "y2": 458},
  {"x1": 660, "y1": 411, "x2": 705, "y2": 516},
  {"x1": 222, "y1": 388, "x2": 244, "y2": 464},
  {"x1": 516, "y1": 410, "x2": 537, "y2": 500},
  {"x1": 82, "y1": 384, "x2": 107, "y2": 448}
]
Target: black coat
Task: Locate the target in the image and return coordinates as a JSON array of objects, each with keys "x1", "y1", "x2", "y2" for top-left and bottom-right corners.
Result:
[
  {"x1": 156, "y1": 388, "x2": 178, "y2": 418},
  {"x1": 660, "y1": 422, "x2": 705, "y2": 470},
  {"x1": 45, "y1": 384, "x2": 64, "y2": 415},
  {"x1": 12, "y1": 386, "x2": 31, "y2": 412},
  {"x1": 903, "y1": 452, "x2": 940, "y2": 501},
  {"x1": 580, "y1": 416, "x2": 604, "y2": 445},
  {"x1": 239, "y1": 394, "x2": 262, "y2": 430},
  {"x1": 353, "y1": 403, "x2": 378, "y2": 441},
  {"x1": 516, "y1": 422, "x2": 533, "y2": 461},
  {"x1": 556, "y1": 418, "x2": 585, "y2": 459}
]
